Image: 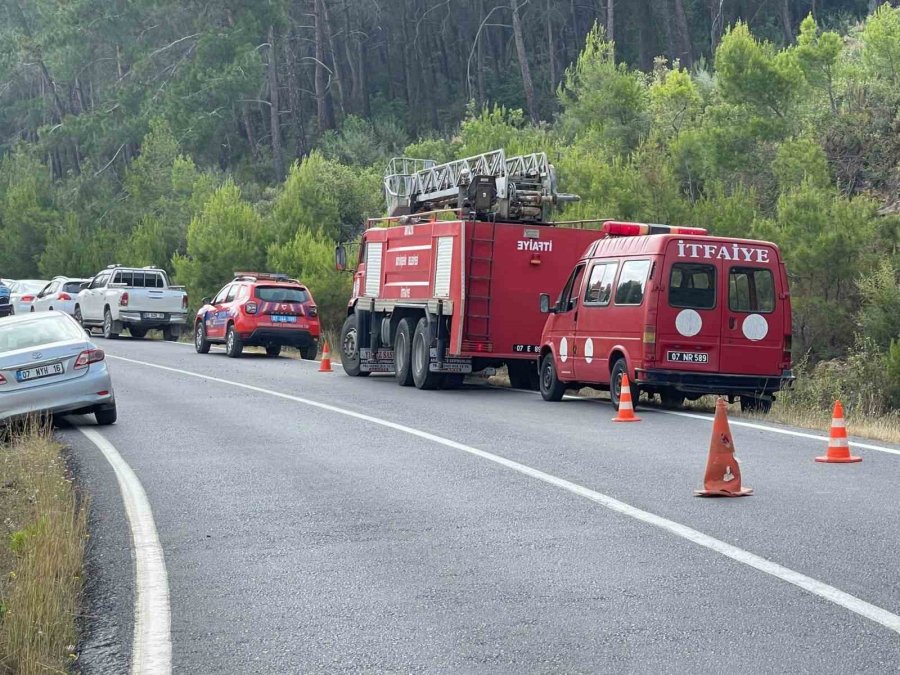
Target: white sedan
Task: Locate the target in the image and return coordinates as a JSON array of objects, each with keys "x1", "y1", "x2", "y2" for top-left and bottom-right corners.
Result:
[
  {"x1": 0, "y1": 312, "x2": 117, "y2": 425},
  {"x1": 7, "y1": 279, "x2": 49, "y2": 315},
  {"x1": 31, "y1": 277, "x2": 89, "y2": 315}
]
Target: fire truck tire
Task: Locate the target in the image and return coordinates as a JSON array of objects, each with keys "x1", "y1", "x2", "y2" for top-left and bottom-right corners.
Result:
[
  {"x1": 412, "y1": 318, "x2": 442, "y2": 390},
  {"x1": 508, "y1": 361, "x2": 540, "y2": 390},
  {"x1": 539, "y1": 355, "x2": 566, "y2": 402},
  {"x1": 610, "y1": 358, "x2": 639, "y2": 411},
  {"x1": 340, "y1": 314, "x2": 369, "y2": 376},
  {"x1": 394, "y1": 318, "x2": 415, "y2": 386}
]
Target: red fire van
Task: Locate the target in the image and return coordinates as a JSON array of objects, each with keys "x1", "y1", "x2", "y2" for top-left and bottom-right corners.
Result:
[{"x1": 538, "y1": 221, "x2": 794, "y2": 412}]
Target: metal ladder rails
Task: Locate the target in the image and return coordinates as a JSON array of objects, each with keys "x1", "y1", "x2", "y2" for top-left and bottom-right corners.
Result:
[{"x1": 463, "y1": 219, "x2": 496, "y2": 348}]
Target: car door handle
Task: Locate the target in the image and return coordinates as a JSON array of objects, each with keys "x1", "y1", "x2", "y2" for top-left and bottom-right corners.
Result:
[{"x1": 729, "y1": 317, "x2": 736, "y2": 329}]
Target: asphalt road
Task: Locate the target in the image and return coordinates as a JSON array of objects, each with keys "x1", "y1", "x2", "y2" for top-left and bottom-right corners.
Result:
[{"x1": 59, "y1": 338, "x2": 900, "y2": 673}]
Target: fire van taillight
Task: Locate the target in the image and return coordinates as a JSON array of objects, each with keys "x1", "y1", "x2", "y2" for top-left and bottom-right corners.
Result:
[
  {"x1": 642, "y1": 326, "x2": 657, "y2": 362},
  {"x1": 782, "y1": 334, "x2": 793, "y2": 368}
]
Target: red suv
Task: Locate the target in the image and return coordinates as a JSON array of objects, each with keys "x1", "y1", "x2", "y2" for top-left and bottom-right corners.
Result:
[{"x1": 194, "y1": 273, "x2": 320, "y2": 359}]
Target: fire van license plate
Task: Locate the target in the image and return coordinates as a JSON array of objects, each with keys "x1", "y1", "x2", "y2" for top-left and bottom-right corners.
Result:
[{"x1": 667, "y1": 351, "x2": 709, "y2": 364}]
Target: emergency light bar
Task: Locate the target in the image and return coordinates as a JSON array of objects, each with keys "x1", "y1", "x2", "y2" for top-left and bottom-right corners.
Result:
[{"x1": 599, "y1": 221, "x2": 708, "y2": 238}]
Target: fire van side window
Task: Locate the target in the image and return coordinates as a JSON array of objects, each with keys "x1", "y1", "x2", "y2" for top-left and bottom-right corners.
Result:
[
  {"x1": 669, "y1": 263, "x2": 716, "y2": 309},
  {"x1": 614, "y1": 260, "x2": 651, "y2": 306},
  {"x1": 729, "y1": 267, "x2": 775, "y2": 313},
  {"x1": 584, "y1": 262, "x2": 618, "y2": 306}
]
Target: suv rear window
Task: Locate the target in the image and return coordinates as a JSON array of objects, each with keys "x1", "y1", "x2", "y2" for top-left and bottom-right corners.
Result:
[
  {"x1": 729, "y1": 267, "x2": 775, "y2": 313},
  {"x1": 63, "y1": 282, "x2": 84, "y2": 293},
  {"x1": 669, "y1": 263, "x2": 716, "y2": 309},
  {"x1": 255, "y1": 286, "x2": 309, "y2": 303}
]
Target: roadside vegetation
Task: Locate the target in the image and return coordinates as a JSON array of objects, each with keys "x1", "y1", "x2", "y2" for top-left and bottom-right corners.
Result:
[
  {"x1": 0, "y1": 424, "x2": 87, "y2": 674},
  {"x1": 0, "y1": 3, "x2": 897, "y2": 434}
]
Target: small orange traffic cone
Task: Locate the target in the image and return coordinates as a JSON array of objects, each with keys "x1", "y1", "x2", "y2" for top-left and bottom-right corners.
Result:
[
  {"x1": 815, "y1": 400, "x2": 861, "y2": 463},
  {"x1": 612, "y1": 375, "x2": 641, "y2": 422},
  {"x1": 695, "y1": 398, "x2": 753, "y2": 497},
  {"x1": 318, "y1": 341, "x2": 333, "y2": 373}
]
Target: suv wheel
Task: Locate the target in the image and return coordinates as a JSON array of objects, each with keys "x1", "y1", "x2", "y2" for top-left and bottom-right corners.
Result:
[
  {"x1": 225, "y1": 325, "x2": 243, "y2": 358},
  {"x1": 195, "y1": 322, "x2": 211, "y2": 354},
  {"x1": 265, "y1": 344, "x2": 282, "y2": 357},
  {"x1": 102, "y1": 309, "x2": 119, "y2": 340},
  {"x1": 300, "y1": 344, "x2": 318, "y2": 361}
]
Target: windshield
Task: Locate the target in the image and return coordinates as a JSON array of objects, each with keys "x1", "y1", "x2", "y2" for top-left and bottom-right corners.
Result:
[
  {"x1": 11, "y1": 280, "x2": 48, "y2": 295},
  {"x1": 255, "y1": 286, "x2": 309, "y2": 303},
  {"x1": 0, "y1": 315, "x2": 85, "y2": 353}
]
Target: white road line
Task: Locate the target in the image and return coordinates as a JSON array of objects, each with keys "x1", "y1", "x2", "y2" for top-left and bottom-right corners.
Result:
[
  {"x1": 108, "y1": 354, "x2": 900, "y2": 636},
  {"x1": 76, "y1": 424, "x2": 172, "y2": 675}
]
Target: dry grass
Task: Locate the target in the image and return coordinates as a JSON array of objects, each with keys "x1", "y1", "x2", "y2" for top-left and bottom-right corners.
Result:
[{"x1": 0, "y1": 422, "x2": 87, "y2": 674}]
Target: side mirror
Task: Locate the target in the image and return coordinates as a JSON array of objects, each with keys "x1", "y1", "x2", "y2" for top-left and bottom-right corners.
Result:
[
  {"x1": 335, "y1": 245, "x2": 347, "y2": 272},
  {"x1": 539, "y1": 293, "x2": 556, "y2": 314},
  {"x1": 200, "y1": 297, "x2": 211, "y2": 306}
]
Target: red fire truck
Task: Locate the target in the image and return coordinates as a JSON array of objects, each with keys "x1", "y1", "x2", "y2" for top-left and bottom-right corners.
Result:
[{"x1": 335, "y1": 149, "x2": 604, "y2": 389}]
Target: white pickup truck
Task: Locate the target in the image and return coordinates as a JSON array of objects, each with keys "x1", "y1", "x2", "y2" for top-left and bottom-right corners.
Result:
[{"x1": 75, "y1": 265, "x2": 188, "y2": 340}]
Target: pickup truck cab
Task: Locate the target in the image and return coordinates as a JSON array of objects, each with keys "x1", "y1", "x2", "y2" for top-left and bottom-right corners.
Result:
[
  {"x1": 538, "y1": 221, "x2": 794, "y2": 413},
  {"x1": 76, "y1": 265, "x2": 188, "y2": 340}
]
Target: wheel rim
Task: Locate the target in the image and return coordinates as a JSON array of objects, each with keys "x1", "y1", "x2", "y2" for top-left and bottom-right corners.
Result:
[
  {"x1": 342, "y1": 327, "x2": 358, "y2": 361},
  {"x1": 196, "y1": 325, "x2": 203, "y2": 348},
  {"x1": 541, "y1": 361, "x2": 553, "y2": 390},
  {"x1": 396, "y1": 332, "x2": 407, "y2": 366},
  {"x1": 104, "y1": 314, "x2": 111, "y2": 335},
  {"x1": 227, "y1": 329, "x2": 233, "y2": 352}
]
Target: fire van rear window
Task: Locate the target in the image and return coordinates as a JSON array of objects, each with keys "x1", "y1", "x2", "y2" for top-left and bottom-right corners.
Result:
[
  {"x1": 255, "y1": 286, "x2": 309, "y2": 303},
  {"x1": 669, "y1": 263, "x2": 716, "y2": 309},
  {"x1": 729, "y1": 267, "x2": 775, "y2": 313}
]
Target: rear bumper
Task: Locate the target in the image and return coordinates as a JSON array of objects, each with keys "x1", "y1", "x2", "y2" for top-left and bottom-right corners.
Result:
[
  {"x1": 0, "y1": 365, "x2": 115, "y2": 423},
  {"x1": 119, "y1": 311, "x2": 187, "y2": 327},
  {"x1": 636, "y1": 368, "x2": 795, "y2": 396},
  {"x1": 243, "y1": 328, "x2": 319, "y2": 348}
]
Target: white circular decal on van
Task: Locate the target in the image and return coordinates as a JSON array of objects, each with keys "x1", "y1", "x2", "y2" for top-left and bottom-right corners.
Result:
[
  {"x1": 560, "y1": 337, "x2": 569, "y2": 363},
  {"x1": 675, "y1": 309, "x2": 703, "y2": 337},
  {"x1": 742, "y1": 314, "x2": 769, "y2": 341},
  {"x1": 584, "y1": 338, "x2": 594, "y2": 364}
]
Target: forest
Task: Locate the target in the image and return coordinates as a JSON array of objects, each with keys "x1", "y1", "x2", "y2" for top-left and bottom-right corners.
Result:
[{"x1": 0, "y1": 0, "x2": 898, "y2": 416}]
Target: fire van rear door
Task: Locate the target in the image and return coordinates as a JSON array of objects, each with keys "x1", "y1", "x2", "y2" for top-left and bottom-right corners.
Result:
[{"x1": 657, "y1": 242, "x2": 722, "y2": 372}]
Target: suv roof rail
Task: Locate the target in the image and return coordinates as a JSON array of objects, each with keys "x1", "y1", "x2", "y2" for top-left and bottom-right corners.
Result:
[
  {"x1": 106, "y1": 263, "x2": 122, "y2": 269},
  {"x1": 232, "y1": 271, "x2": 295, "y2": 283}
]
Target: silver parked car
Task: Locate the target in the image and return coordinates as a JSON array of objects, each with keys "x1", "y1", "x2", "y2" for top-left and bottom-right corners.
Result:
[{"x1": 0, "y1": 312, "x2": 117, "y2": 425}]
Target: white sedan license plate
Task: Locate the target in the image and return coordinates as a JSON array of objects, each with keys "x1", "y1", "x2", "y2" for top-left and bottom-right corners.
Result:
[
  {"x1": 144, "y1": 312, "x2": 165, "y2": 319},
  {"x1": 272, "y1": 315, "x2": 297, "y2": 323},
  {"x1": 667, "y1": 351, "x2": 709, "y2": 364},
  {"x1": 17, "y1": 362, "x2": 65, "y2": 382}
]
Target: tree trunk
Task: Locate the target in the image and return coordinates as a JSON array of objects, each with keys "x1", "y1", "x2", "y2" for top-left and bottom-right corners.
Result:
[
  {"x1": 510, "y1": 0, "x2": 538, "y2": 123},
  {"x1": 673, "y1": 0, "x2": 693, "y2": 67},
  {"x1": 267, "y1": 26, "x2": 285, "y2": 182},
  {"x1": 320, "y1": 0, "x2": 347, "y2": 117},
  {"x1": 546, "y1": 0, "x2": 556, "y2": 93},
  {"x1": 283, "y1": 30, "x2": 307, "y2": 159},
  {"x1": 779, "y1": 0, "x2": 794, "y2": 44},
  {"x1": 313, "y1": 0, "x2": 334, "y2": 131},
  {"x1": 606, "y1": 0, "x2": 615, "y2": 48},
  {"x1": 636, "y1": 0, "x2": 653, "y2": 71},
  {"x1": 708, "y1": 0, "x2": 725, "y2": 54}
]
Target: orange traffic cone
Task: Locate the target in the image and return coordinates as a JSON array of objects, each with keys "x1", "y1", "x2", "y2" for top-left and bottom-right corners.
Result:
[
  {"x1": 695, "y1": 398, "x2": 753, "y2": 497},
  {"x1": 318, "y1": 342, "x2": 333, "y2": 373},
  {"x1": 815, "y1": 400, "x2": 861, "y2": 463},
  {"x1": 612, "y1": 375, "x2": 641, "y2": 422}
]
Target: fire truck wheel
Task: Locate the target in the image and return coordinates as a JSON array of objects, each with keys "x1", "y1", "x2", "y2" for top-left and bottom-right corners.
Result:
[
  {"x1": 508, "y1": 361, "x2": 540, "y2": 390},
  {"x1": 610, "y1": 358, "x2": 639, "y2": 411},
  {"x1": 539, "y1": 355, "x2": 566, "y2": 402},
  {"x1": 394, "y1": 318, "x2": 415, "y2": 386},
  {"x1": 412, "y1": 318, "x2": 442, "y2": 390},
  {"x1": 340, "y1": 314, "x2": 369, "y2": 376}
]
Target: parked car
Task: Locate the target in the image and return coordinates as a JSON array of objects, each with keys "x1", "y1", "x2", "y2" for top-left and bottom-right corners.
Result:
[
  {"x1": 76, "y1": 265, "x2": 188, "y2": 340},
  {"x1": 0, "y1": 279, "x2": 10, "y2": 318},
  {"x1": 30, "y1": 277, "x2": 90, "y2": 315},
  {"x1": 7, "y1": 279, "x2": 49, "y2": 315},
  {"x1": 0, "y1": 312, "x2": 117, "y2": 425},
  {"x1": 194, "y1": 272, "x2": 320, "y2": 359}
]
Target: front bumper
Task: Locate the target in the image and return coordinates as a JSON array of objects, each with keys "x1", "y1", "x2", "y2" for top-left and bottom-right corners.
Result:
[
  {"x1": 0, "y1": 364, "x2": 115, "y2": 423},
  {"x1": 636, "y1": 368, "x2": 795, "y2": 397},
  {"x1": 242, "y1": 327, "x2": 319, "y2": 348}
]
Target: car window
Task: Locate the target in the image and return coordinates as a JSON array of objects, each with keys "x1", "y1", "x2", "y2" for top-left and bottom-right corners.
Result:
[
  {"x1": 584, "y1": 262, "x2": 618, "y2": 306},
  {"x1": 90, "y1": 273, "x2": 109, "y2": 289},
  {"x1": 255, "y1": 286, "x2": 309, "y2": 303},
  {"x1": 557, "y1": 264, "x2": 586, "y2": 313},
  {"x1": 40, "y1": 282, "x2": 57, "y2": 297},
  {"x1": 614, "y1": 260, "x2": 652, "y2": 306},
  {"x1": 213, "y1": 286, "x2": 231, "y2": 304},
  {"x1": 729, "y1": 267, "x2": 775, "y2": 313},
  {"x1": 0, "y1": 315, "x2": 84, "y2": 353},
  {"x1": 669, "y1": 263, "x2": 716, "y2": 310},
  {"x1": 225, "y1": 285, "x2": 239, "y2": 302},
  {"x1": 63, "y1": 281, "x2": 84, "y2": 293}
]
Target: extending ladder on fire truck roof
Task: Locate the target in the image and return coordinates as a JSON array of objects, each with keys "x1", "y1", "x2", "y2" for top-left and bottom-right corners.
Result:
[{"x1": 383, "y1": 149, "x2": 579, "y2": 224}]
